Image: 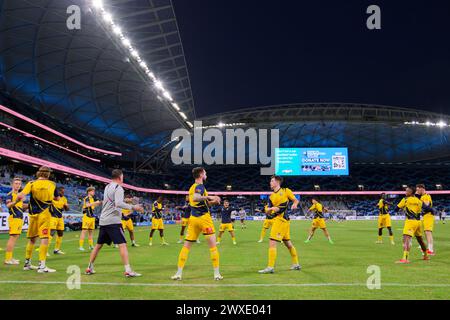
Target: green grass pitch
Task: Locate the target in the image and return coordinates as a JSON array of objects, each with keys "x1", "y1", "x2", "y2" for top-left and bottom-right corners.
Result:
[{"x1": 0, "y1": 220, "x2": 449, "y2": 300}]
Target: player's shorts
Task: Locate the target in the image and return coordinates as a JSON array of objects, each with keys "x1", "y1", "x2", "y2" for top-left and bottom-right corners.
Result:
[
  {"x1": 219, "y1": 223, "x2": 234, "y2": 232},
  {"x1": 27, "y1": 209, "x2": 51, "y2": 239},
  {"x1": 50, "y1": 217, "x2": 65, "y2": 231},
  {"x1": 263, "y1": 218, "x2": 274, "y2": 229},
  {"x1": 122, "y1": 219, "x2": 134, "y2": 232},
  {"x1": 312, "y1": 217, "x2": 327, "y2": 229},
  {"x1": 186, "y1": 213, "x2": 215, "y2": 242},
  {"x1": 378, "y1": 214, "x2": 392, "y2": 228},
  {"x1": 82, "y1": 216, "x2": 96, "y2": 230},
  {"x1": 8, "y1": 216, "x2": 24, "y2": 235},
  {"x1": 181, "y1": 217, "x2": 190, "y2": 227},
  {"x1": 403, "y1": 219, "x2": 422, "y2": 237},
  {"x1": 270, "y1": 218, "x2": 291, "y2": 242},
  {"x1": 422, "y1": 213, "x2": 434, "y2": 232},
  {"x1": 97, "y1": 224, "x2": 126, "y2": 245},
  {"x1": 151, "y1": 218, "x2": 164, "y2": 230}
]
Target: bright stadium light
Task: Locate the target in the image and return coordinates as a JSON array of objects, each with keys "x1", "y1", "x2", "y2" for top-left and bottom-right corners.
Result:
[
  {"x1": 121, "y1": 37, "x2": 131, "y2": 47},
  {"x1": 179, "y1": 112, "x2": 187, "y2": 120},
  {"x1": 92, "y1": 0, "x2": 103, "y2": 9},
  {"x1": 437, "y1": 121, "x2": 447, "y2": 127},
  {"x1": 154, "y1": 80, "x2": 164, "y2": 90},
  {"x1": 162, "y1": 90, "x2": 173, "y2": 101},
  {"x1": 90, "y1": 2, "x2": 191, "y2": 128},
  {"x1": 112, "y1": 25, "x2": 122, "y2": 35},
  {"x1": 102, "y1": 12, "x2": 113, "y2": 23},
  {"x1": 186, "y1": 121, "x2": 193, "y2": 128}
]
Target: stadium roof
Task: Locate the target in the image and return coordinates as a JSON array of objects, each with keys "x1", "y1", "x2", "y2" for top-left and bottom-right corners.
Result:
[
  {"x1": 199, "y1": 103, "x2": 450, "y2": 127},
  {"x1": 0, "y1": 0, "x2": 195, "y2": 149}
]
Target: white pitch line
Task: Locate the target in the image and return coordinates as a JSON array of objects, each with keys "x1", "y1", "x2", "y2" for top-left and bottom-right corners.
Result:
[{"x1": 0, "y1": 280, "x2": 450, "y2": 288}]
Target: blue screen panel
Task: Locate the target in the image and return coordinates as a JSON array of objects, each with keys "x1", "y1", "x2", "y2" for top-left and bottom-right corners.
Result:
[{"x1": 275, "y1": 148, "x2": 349, "y2": 176}]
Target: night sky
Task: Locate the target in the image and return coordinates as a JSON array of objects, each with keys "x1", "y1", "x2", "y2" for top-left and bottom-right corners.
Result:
[{"x1": 173, "y1": 0, "x2": 450, "y2": 118}]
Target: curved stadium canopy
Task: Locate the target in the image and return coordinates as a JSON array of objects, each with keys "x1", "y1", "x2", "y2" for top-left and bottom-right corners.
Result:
[{"x1": 0, "y1": 0, "x2": 195, "y2": 150}]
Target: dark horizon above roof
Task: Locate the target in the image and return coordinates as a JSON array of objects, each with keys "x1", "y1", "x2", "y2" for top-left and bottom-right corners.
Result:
[{"x1": 173, "y1": 0, "x2": 450, "y2": 117}]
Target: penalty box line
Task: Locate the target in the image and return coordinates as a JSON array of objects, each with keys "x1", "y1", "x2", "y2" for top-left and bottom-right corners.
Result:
[{"x1": 0, "y1": 280, "x2": 450, "y2": 288}]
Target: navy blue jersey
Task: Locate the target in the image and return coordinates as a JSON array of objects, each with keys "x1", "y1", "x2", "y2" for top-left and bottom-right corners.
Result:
[
  {"x1": 181, "y1": 202, "x2": 191, "y2": 219},
  {"x1": 220, "y1": 207, "x2": 236, "y2": 224}
]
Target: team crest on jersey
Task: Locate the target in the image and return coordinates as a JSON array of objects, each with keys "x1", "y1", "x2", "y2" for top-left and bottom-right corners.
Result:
[
  {"x1": 205, "y1": 227, "x2": 213, "y2": 234},
  {"x1": 42, "y1": 228, "x2": 48, "y2": 235}
]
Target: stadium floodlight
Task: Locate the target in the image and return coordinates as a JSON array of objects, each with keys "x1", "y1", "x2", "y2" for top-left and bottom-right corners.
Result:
[
  {"x1": 172, "y1": 103, "x2": 180, "y2": 111},
  {"x1": 92, "y1": 0, "x2": 103, "y2": 9},
  {"x1": 112, "y1": 25, "x2": 122, "y2": 35},
  {"x1": 179, "y1": 112, "x2": 187, "y2": 120},
  {"x1": 154, "y1": 80, "x2": 164, "y2": 91},
  {"x1": 102, "y1": 12, "x2": 113, "y2": 23},
  {"x1": 437, "y1": 121, "x2": 447, "y2": 127},
  {"x1": 186, "y1": 121, "x2": 193, "y2": 128},
  {"x1": 162, "y1": 90, "x2": 173, "y2": 101},
  {"x1": 90, "y1": 1, "x2": 191, "y2": 127},
  {"x1": 130, "y1": 49, "x2": 139, "y2": 57},
  {"x1": 425, "y1": 121, "x2": 432, "y2": 126},
  {"x1": 121, "y1": 37, "x2": 131, "y2": 47}
]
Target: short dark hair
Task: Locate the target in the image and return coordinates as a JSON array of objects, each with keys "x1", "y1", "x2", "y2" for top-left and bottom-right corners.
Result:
[
  {"x1": 112, "y1": 169, "x2": 123, "y2": 179},
  {"x1": 271, "y1": 175, "x2": 283, "y2": 184},
  {"x1": 224, "y1": 199, "x2": 229, "y2": 203},
  {"x1": 192, "y1": 167, "x2": 205, "y2": 179},
  {"x1": 416, "y1": 184, "x2": 425, "y2": 189},
  {"x1": 406, "y1": 185, "x2": 416, "y2": 194}
]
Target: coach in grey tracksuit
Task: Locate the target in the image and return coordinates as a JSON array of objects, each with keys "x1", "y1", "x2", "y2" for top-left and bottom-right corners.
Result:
[{"x1": 86, "y1": 169, "x2": 144, "y2": 277}]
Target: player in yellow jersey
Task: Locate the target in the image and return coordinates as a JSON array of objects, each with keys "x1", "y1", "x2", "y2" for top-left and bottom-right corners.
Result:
[
  {"x1": 257, "y1": 201, "x2": 274, "y2": 243},
  {"x1": 416, "y1": 184, "x2": 435, "y2": 256},
  {"x1": 4, "y1": 178, "x2": 28, "y2": 265},
  {"x1": 375, "y1": 193, "x2": 395, "y2": 245},
  {"x1": 79, "y1": 187, "x2": 102, "y2": 251},
  {"x1": 121, "y1": 195, "x2": 139, "y2": 247},
  {"x1": 394, "y1": 185, "x2": 431, "y2": 264},
  {"x1": 304, "y1": 198, "x2": 334, "y2": 244},
  {"x1": 149, "y1": 196, "x2": 168, "y2": 246},
  {"x1": 258, "y1": 176, "x2": 301, "y2": 274},
  {"x1": 49, "y1": 187, "x2": 69, "y2": 255},
  {"x1": 172, "y1": 167, "x2": 223, "y2": 281},
  {"x1": 17, "y1": 166, "x2": 58, "y2": 273}
]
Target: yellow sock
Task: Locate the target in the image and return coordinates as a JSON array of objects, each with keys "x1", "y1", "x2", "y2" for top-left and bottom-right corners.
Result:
[
  {"x1": 217, "y1": 237, "x2": 221, "y2": 242},
  {"x1": 88, "y1": 239, "x2": 94, "y2": 247},
  {"x1": 48, "y1": 234, "x2": 53, "y2": 247},
  {"x1": 289, "y1": 246, "x2": 299, "y2": 265},
  {"x1": 55, "y1": 236, "x2": 62, "y2": 250},
  {"x1": 38, "y1": 244, "x2": 48, "y2": 261},
  {"x1": 5, "y1": 251, "x2": 13, "y2": 261},
  {"x1": 232, "y1": 237, "x2": 236, "y2": 242},
  {"x1": 179, "y1": 235, "x2": 184, "y2": 241},
  {"x1": 377, "y1": 236, "x2": 382, "y2": 241},
  {"x1": 268, "y1": 247, "x2": 277, "y2": 268},
  {"x1": 177, "y1": 246, "x2": 190, "y2": 269},
  {"x1": 209, "y1": 247, "x2": 220, "y2": 268},
  {"x1": 260, "y1": 228, "x2": 267, "y2": 240},
  {"x1": 149, "y1": 237, "x2": 153, "y2": 243},
  {"x1": 79, "y1": 239, "x2": 84, "y2": 248},
  {"x1": 25, "y1": 242, "x2": 34, "y2": 260},
  {"x1": 389, "y1": 236, "x2": 394, "y2": 243},
  {"x1": 402, "y1": 251, "x2": 409, "y2": 260}
]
